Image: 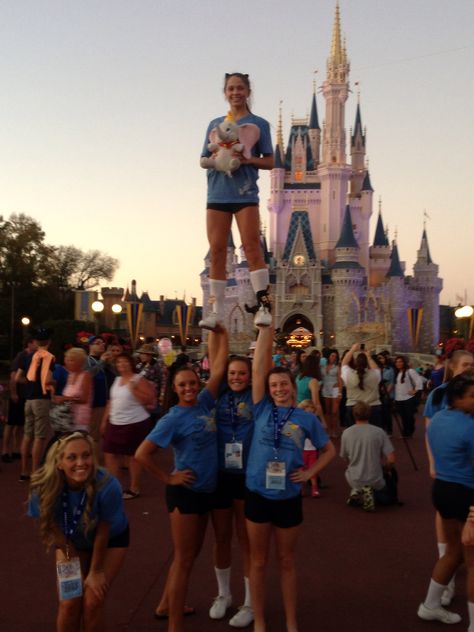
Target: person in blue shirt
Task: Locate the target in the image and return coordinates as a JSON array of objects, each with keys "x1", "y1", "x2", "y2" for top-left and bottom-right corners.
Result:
[
  {"x1": 28, "y1": 431, "x2": 129, "y2": 632},
  {"x1": 418, "y1": 371, "x2": 474, "y2": 627},
  {"x1": 423, "y1": 350, "x2": 474, "y2": 607},
  {"x1": 135, "y1": 326, "x2": 228, "y2": 631},
  {"x1": 246, "y1": 325, "x2": 336, "y2": 632},
  {"x1": 199, "y1": 72, "x2": 274, "y2": 331},
  {"x1": 208, "y1": 340, "x2": 255, "y2": 627}
]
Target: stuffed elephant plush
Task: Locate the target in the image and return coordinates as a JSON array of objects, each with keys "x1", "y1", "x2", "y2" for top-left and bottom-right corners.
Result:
[{"x1": 200, "y1": 119, "x2": 260, "y2": 177}]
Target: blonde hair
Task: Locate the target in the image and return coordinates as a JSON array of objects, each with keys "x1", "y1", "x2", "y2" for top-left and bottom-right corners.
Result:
[
  {"x1": 298, "y1": 399, "x2": 316, "y2": 413},
  {"x1": 29, "y1": 432, "x2": 104, "y2": 549},
  {"x1": 65, "y1": 347, "x2": 87, "y2": 367}
]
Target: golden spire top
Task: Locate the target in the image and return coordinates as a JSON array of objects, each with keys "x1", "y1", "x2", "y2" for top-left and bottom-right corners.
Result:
[
  {"x1": 277, "y1": 100, "x2": 284, "y2": 154},
  {"x1": 330, "y1": 1, "x2": 343, "y2": 65}
]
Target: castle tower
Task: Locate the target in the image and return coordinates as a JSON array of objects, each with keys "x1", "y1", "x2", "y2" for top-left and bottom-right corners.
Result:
[
  {"x1": 411, "y1": 227, "x2": 443, "y2": 352},
  {"x1": 318, "y1": 1, "x2": 352, "y2": 263},
  {"x1": 369, "y1": 199, "x2": 391, "y2": 286},
  {"x1": 386, "y1": 242, "x2": 410, "y2": 350},
  {"x1": 350, "y1": 100, "x2": 366, "y2": 197},
  {"x1": 331, "y1": 205, "x2": 365, "y2": 347},
  {"x1": 308, "y1": 89, "x2": 321, "y2": 170}
]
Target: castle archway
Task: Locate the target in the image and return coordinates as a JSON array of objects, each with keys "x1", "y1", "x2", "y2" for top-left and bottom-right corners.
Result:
[{"x1": 280, "y1": 313, "x2": 315, "y2": 348}]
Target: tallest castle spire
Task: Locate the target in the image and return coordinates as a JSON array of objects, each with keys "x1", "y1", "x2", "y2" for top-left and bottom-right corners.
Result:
[{"x1": 330, "y1": 1, "x2": 343, "y2": 65}]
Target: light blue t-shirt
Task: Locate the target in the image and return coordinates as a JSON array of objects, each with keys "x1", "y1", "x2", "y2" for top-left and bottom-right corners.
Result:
[
  {"x1": 28, "y1": 469, "x2": 128, "y2": 550},
  {"x1": 202, "y1": 113, "x2": 273, "y2": 205},
  {"x1": 427, "y1": 408, "x2": 474, "y2": 488},
  {"x1": 215, "y1": 387, "x2": 254, "y2": 472},
  {"x1": 246, "y1": 397, "x2": 329, "y2": 500},
  {"x1": 146, "y1": 389, "x2": 217, "y2": 493},
  {"x1": 424, "y1": 382, "x2": 448, "y2": 419}
]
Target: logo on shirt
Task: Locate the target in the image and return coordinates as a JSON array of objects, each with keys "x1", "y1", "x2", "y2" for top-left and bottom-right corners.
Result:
[{"x1": 283, "y1": 422, "x2": 304, "y2": 449}]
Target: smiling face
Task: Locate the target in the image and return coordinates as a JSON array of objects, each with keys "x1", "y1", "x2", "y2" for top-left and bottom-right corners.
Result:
[
  {"x1": 224, "y1": 74, "x2": 250, "y2": 111},
  {"x1": 227, "y1": 360, "x2": 250, "y2": 393},
  {"x1": 268, "y1": 372, "x2": 295, "y2": 407},
  {"x1": 58, "y1": 438, "x2": 94, "y2": 488},
  {"x1": 452, "y1": 354, "x2": 474, "y2": 377},
  {"x1": 173, "y1": 369, "x2": 200, "y2": 406}
]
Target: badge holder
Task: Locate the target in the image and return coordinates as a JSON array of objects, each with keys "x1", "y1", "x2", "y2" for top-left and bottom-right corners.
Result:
[
  {"x1": 266, "y1": 458, "x2": 286, "y2": 490},
  {"x1": 57, "y1": 546, "x2": 83, "y2": 601},
  {"x1": 225, "y1": 439, "x2": 243, "y2": 470}
]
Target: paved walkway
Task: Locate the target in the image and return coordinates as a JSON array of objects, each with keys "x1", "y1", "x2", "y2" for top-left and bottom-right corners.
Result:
[{"x1": 0, "y1": 417, "x2": 468, "y2": 631}]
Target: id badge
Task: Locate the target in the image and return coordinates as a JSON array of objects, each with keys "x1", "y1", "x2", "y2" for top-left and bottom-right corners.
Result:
[
  {"x1": 57, "y1": 556, "x2": 82, "y2": 601},
  {"x1": 266, "y1": 460, "x2": 286, "y2": 490},
  {"x1": 225, "y1": 442, "x2": 243, "y2": 470}
]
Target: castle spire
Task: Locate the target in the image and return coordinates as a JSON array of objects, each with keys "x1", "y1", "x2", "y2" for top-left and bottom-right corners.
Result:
[
  {"x1": 309, "y1": 90, "x2": 320, "y2": 130},
  {"x1": 373, "y1": 198, "x2": 389, "y2": 247},
  {"x1": 386, "y1": 242, "x2": 404, "y2": 277},
  {"x1": 335, "y1": 205, "x2": 359, "y2": 249},
  {"x1": 330, "y1": 1, "x2": 343, "y2": 66},
  {"x1": 277, "y1": 101, "x2": 285, "y2": 153}
]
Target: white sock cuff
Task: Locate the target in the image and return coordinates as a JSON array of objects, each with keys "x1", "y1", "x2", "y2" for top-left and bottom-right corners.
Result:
[
  {"x1": 437, "y1": 542, "x2": 447, "y2": 558},
  {"x1": 249, "y1": 268, "x2": 269, "y2": 294}
]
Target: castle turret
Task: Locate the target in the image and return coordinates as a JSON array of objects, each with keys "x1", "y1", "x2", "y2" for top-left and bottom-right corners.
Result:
[
  {"x1": 386, "y1": 242, "x2": 410, "y2": 350},
  {"x1": 308, "y1": 90, "x2": 321, "y2": 169},
  {"x1": 411, "y1": 227, "x2": 443, "y2": 352},
  {"x1": 369, "y1": 199, "x2": 391, "y2": 286},
  {"x1": 350, "y1": 100, "x2": 366, "y2": 196},
  {"x1": 331, "y1": 205, "x2": 364, "y2": 347}
]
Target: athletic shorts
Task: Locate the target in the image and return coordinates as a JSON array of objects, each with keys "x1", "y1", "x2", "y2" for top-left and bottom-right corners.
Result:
[
  {"x1": 244, "y1": 489, "x2": 303, "y2": 529},
  {"x1": 165, "y1": 484, "x2": 214, "y2": 515},
  {"x1": 212, "y1": 471, "x2": 246, "y2": 510},
  {"x1": 432, "y1": 479, "x2": 474, "y2": 522},
  {"x1": 24, "y1": 399, "x2": 51, "y2": 438},
  {"x1": 69, "y1": 525, "x2": 130, "y2": 552},
  {"x1": 207, "y1": 203, "x2": 256, "y2": 213}
]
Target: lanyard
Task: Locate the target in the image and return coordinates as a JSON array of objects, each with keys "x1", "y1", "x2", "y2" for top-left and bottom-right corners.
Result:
[
  {"x1": 271, "y1": 405, "x2": 295, "y2": 455},
  {"x1": 62, "y1": 489, "x2": 87, "y2": 540},
  {"x1": 228, "y1": 392, "x2": 240, "y2": 439}
]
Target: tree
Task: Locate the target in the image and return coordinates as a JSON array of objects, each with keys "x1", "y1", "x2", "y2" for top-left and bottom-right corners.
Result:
[{"x1": 51, "y1": 246, "x2": 119, "y2": 290}]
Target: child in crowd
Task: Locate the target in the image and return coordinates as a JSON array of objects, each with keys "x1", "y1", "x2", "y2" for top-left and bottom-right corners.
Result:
[{"x1": 298, "y1": 399, "x2": 320, "y2": 497}]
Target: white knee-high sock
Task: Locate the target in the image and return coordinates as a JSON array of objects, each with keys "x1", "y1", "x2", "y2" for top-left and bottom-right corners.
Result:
[
  {"x1": 209, "y1": 279, "x2": 227, "y2": 318},
  {"x1": 424, "y1": 578, "x2": 447, "y2": 609},
  {"x1": 249, "y1": 268, "x2": 269, "y2": 295},
  {"x1": 243, "y1": 576, "x2": 252, "y2": 608},
  {"x1": 215, "y1": 566, "x2": 231, "y2": 598}
]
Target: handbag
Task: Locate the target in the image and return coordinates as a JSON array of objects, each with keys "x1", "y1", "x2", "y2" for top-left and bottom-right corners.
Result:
[{"x1": 50, "y1": 401, "x2": 75, "y2": 433}]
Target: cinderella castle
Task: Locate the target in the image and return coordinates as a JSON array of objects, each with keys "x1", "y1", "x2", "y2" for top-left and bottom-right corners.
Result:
[{"x1": 200, "y1": 2, "x2": 442, "y2": 354}]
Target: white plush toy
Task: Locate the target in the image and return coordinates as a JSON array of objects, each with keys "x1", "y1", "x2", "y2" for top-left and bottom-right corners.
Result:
[{"x1": 200, "y1": 114, "x2": 260, "y2": 177}]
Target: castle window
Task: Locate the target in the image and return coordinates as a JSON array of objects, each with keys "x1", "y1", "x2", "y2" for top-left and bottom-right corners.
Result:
[{"x1": 295, "y1": 171, "x2": 303, "y2": 182}]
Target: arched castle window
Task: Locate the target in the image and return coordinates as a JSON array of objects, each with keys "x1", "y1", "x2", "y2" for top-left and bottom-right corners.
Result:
[{"x1": 229, "y1": 305, "x2": 245, "y2": 334}]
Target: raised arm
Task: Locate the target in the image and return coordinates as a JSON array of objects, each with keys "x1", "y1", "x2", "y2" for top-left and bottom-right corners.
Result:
[
  {"x1": 206, "y1": 326, "x2": 229, "y2": 398},
  {"x1": 252, "y1": 326, "x2": 274, "y2": 404},
  {"x1": 341, "y1": 343, "x2": 358, "y2": 367}
]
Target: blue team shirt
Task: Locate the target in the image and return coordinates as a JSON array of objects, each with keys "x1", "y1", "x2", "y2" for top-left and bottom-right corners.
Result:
[
  {"x1": 427, "y1": 408, "x2": 474, "y2": 488},
  {"x1": 215, "y1": 387, "x2": 254, "y2": 472},
  {"x1": 424, "y1": 382, "x2": 448, "y2": 419},
  {"x1": 246, "y1": 397, "x2": 329, "y2": 500},
  {"x1": 146, "y1": 389, "x2": 217, "y2": 493},
  {"x1": 202, "y1": 113, "x2": 273, "y2": 205},
  {"x1": 28, "y1": 469, "x2": 128, "y2": 550}
]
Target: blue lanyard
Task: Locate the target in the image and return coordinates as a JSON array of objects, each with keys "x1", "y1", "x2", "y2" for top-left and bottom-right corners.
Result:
[
  {"x1": 62, "y1": 489, "x2": 87, "y2": 539},
  {"x1": 271, "y1": 405, "x2": 295, "y2": 454},
  {"x1": 228, "y1": 392, "x2": 240, "y2": 439}
]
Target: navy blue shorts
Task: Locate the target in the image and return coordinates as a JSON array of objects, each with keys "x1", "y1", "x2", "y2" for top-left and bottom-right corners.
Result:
[
  {"x1": 432, "y1": 479, "x2": 474, "y2": 522},
  {"x1": 207, "y1": 203, "x2": 256, "y2": 213},
  {"x1": 212, "y1": 471, "x2": 246, "y2": 510},
  {"x1": 244, "y1": 489, "x2": 303, "y2": 529},
  {"x1": 166, "y1": 484, "x2": 214, "y2": 515}
]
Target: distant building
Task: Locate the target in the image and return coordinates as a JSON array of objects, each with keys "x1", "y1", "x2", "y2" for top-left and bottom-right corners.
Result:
[{"x1": 200, "y1": 2, "x2": 442, "y2": 353}]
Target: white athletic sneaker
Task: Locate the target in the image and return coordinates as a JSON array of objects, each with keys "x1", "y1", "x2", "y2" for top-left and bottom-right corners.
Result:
[
  {"x1": 229, "y1": 606, "x2": 254, "y2": 628},
  {"x1": 199, "y1": 313, "x2": 220, "y2": 331},
  {"x1": 417, "y1": 603, "x2": 461, "y2": 624},
  {"x1": 209, "y1": 595, "x2": 232, "y2": 620},
  {"x1": 441, "y1": 583, "x2": 455, "y2": 607},
  {"x1": 254, "y1": 306, "x2": 272, "y2": 327}
]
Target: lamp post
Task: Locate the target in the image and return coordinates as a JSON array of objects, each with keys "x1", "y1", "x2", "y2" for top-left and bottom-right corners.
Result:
[
  {"x1": 91, "y1": 300, "x2": 105, "y2": 335},
  {"x1": 111, "y1": 303, "x2": 123, "y2": 331},
  {"x1": 454, "y1": 305, "x2": 474, "y2": 342}
]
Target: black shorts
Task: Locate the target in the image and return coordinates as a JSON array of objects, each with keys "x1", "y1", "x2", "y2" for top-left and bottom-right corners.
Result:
[
  {"x1": 165, "y1": 484, "x2": 214, "y2": 515},
  {"x1": 70, "y1": 525, "x2": 130, "y2": 552},
  {"x1": 7, "y1": 398, "x2": 26, "y2": 426},
  {"x1": 432, "y1": 479, "x2": 474, "y2": 522},
  {"x1": 244, "y1": 489, "x2": 303, "y2": 529},
  {"x1": 212, "y1": 471, "x2": 246, "y2": 510},
  {"x1": 207, "y1": 203, "x2": 256, "y2": 214}
]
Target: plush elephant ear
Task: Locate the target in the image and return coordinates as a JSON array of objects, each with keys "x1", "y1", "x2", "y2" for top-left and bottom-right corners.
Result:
[
  {"x1": 209, "y1": 126, "x2": 219, "y2": 145},
  {"x1": 238, "y1": 123, "x2": 260, "y2": 158}
]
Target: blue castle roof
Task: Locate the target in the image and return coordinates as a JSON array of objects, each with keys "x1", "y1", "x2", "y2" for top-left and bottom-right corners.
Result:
[
  {"x1": 386, "y1": 243, "x2": 404, "y2": 277},
  {"x1": 309, "y1": 93, "x2": 320, "y2": 130},
  {"x1": 282, "y1": 211, "x2": 317, "y2": 262},
  {"x1": 335, "y1": 205, "x2": 359, "y2": 249},
  {"x1": 373, "y1": 212, "x2": 389, "y2": 247}
]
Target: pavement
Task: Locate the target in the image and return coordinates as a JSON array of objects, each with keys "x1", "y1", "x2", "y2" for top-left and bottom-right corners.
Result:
[{"x1": 0, "y1": 415, "x2": 469, "y2": 632}]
